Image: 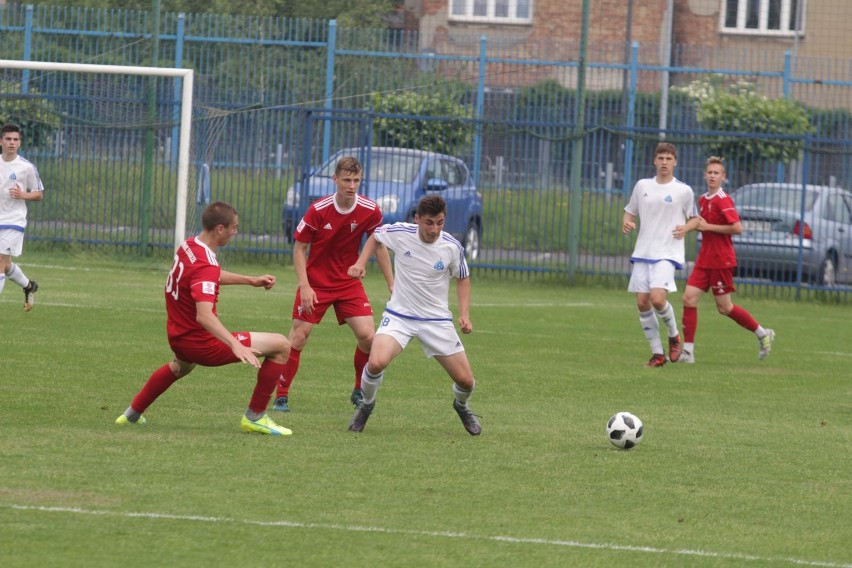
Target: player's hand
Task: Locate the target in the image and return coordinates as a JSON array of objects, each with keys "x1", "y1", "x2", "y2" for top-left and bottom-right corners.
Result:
[
  {"x1": 672, "y1": 224, "x2": 686, "y2": 239},
  {"x1": 233, "y1": 344, "x2": 261, "y2": 368},
  {"x1": 253, "y1": 274, "x2": 276, "y2": 289},
  {"x1": 458, "y1": 316, "x2": 473, "y2": 334},
  {"x1": 348, "y1": 264, "x2": 366, "y2": 279},
  {"x1": 8, "y1": 183, "x2": 23, "y2": 199},
  {"x1": 622, "y1": 220, "x2": 636, "y2": 234},
  {"x1": 299, "y1": 284, "x2": 317, "y2": 314}
]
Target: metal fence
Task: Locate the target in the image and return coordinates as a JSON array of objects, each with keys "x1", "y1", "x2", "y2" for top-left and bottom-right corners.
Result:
[{"x1": 1, "y1": 3, "x2": 851, "y2": 300}]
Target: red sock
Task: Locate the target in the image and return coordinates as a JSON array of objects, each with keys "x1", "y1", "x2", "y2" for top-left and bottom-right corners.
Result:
[
  {"x1": 130, "y1": 364, "x2": 179, "y2": 414},
  {"x1": 727, "y1": 305, "x2": 759, "y2": 332},
  {"x1": 275, "y1": 348, "x2": 301, "y2": 398},
  {"x1": 249, "y1": 359, "x2": 288, "y2": 414},
  {"x1": 354, "y1": 347, "x2": 369, "y2": 390},
  {"x1": 682, "y1": 306, "x2": 697, "y2": 343}
]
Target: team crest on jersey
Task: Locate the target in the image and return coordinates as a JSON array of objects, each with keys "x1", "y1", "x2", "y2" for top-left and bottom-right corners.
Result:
[
  {"x1": 665, "y1": 195, "x2": 673, "y2": 202},
  {"x1": 350, "y1": 222, "x2": 358, "y2": 232},
  {"x1": 404, "y1": 251, "x2": 412, "y2": 257},
  {"x1": 9, "y1": 173, "x2": 17, "y2": 180},
  {"x1": 433, "y1": 260, "x2": 445, "y2": 270}
]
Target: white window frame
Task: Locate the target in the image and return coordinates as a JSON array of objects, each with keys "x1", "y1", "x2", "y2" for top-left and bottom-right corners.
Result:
[
  {"x1": 720, "y1": 0, "x2": 806, "y2": 37},
  {"x1": 448, "y1": 0, "x2": 533, "y2": 25}
]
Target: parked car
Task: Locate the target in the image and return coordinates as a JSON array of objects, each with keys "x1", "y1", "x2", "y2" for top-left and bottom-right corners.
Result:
[
  {"x1": 282, "y1": 147, "x2": 483, "y2": 260},
  {"x1": 722, "y1": 183, "x2": 852, "y2": 286}
]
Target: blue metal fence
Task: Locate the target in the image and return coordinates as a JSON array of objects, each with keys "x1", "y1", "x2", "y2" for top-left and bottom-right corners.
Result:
[{"x1": 1, "y1": 2, "x2": 851, "y2": 299}]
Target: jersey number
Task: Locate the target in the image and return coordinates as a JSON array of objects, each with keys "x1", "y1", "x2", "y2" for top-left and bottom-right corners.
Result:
[{"x1": 165, "y1": 257, "x2": 185, "y2": 301}]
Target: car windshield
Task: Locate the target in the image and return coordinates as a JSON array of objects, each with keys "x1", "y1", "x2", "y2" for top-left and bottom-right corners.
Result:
[
  {"x1": 734, "y1": 185, "x2": 817, "y2": 212},
  {"x1": 317, "y1": 152, "x2": 422, "y2": 183}
]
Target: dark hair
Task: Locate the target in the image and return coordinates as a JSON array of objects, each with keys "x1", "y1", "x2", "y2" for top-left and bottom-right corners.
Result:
[
  {"x1": 654, "y1": 142, "x2": 677, "y2": 160},
  {"x1": 417, "y1": 194, "x2": 447, "y2": 217},
  {"x1": 335, "y1": 156, "x2": 362, "y2": 177},
  {"x1": 1, "y1": 124, "x2": 22, "y2": 137},
  {"x1": 201, "y1": 201, "x2": 238, "y2": 230}
]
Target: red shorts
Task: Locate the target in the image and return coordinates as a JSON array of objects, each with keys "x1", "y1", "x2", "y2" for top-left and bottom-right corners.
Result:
[
  {"x1": 292, "y1": 283, "x2": 373, "y2": 325},
  {"x1": 687, "y1": 266, "x2": 736, "y2": 296},
  {"x1": 170, "y1": 331, "x2": 251, "y2": 367}
]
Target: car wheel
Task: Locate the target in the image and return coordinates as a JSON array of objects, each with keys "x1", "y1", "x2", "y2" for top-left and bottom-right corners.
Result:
[
  {"x1": 817, "y1": 254, "x2": 837, "y2": 287},
  {"x1": 463, "y1": 221, "x2": 481, "y2": 262}
]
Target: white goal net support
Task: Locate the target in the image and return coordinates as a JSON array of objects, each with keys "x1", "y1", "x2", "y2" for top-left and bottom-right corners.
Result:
[{"x1": 0, "y1": 59, "x2": 196, "y2": 252}]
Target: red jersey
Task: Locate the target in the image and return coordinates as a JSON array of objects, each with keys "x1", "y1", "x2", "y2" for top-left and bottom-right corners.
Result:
[
  {"x1": 695, "y1": 190, "x2": 739, "y2": 269},
  {"x1": 295, "y1": 194, "x2": 383, "y2": 290},
  {"x1": 164, "y1": 236, "x2": 221, "y2": 346}
]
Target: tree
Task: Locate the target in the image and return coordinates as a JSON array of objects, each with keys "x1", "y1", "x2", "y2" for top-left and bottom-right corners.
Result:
[{"x1": 674, "y1": 75, "x2": 814, "y2": 164}]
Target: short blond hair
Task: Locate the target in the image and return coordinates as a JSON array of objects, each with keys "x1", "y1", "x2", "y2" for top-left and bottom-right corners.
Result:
[{"x1": 704, "y1": 156, "x2": 726, "y2": 173}]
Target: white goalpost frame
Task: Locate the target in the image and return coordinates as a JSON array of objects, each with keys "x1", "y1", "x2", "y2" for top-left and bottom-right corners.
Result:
[{"x1": 0, "y1": 59, "x2": 194, "y2": 250}]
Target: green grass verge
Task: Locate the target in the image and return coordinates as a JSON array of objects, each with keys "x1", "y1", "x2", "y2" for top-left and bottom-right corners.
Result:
[{"x1": 0, "y1": 251, "x2": 849, "y2": 567}]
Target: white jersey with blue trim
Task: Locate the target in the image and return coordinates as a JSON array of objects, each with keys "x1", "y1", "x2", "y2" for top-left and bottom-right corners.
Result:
[
  {"x1": 373, "y1": 222, "x2": 469, "y2": 321},
  {"x1": 0, "y1": 155, "x2": 44, "y2": 230},
  {"x1": 624, "y1": 176, "x2": 696, "y2": 268}
]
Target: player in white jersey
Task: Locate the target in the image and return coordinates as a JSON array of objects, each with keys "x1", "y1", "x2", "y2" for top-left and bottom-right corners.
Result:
[
  {"x1": 622, "y1": 142, "x2": 699, "y2": 367},
  {"x1": 345, "y1": 194, "x2": 481, "y2": 436},
  {"x1": 0, "y1": 124, "x2": 43, "y2": 311}
]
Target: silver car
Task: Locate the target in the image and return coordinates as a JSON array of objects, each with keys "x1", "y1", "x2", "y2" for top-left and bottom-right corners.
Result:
[{"x1": 729, "y1": 183, "x2": 852, "y2": 286}]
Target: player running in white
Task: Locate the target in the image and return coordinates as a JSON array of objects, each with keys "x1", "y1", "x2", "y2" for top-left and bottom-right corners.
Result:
[
  {"x1": 0, "y1": 124, "x2": 43, "y2": 311},
  {"x1": 622, "y1": 142, "x2": 699, "y2": 367},
  {"x1": 346, "y1": 194, "x2": 481, "y2": 436}
]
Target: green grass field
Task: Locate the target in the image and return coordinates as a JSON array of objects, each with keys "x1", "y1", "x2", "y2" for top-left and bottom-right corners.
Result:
[{"x1": 1, "y1": 251, "x2": 850, "y2": 567}]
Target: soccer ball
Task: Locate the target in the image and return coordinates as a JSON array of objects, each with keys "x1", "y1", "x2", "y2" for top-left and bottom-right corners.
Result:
[{"x1": 606, "y1": 411, "x2": 644, "y2": 449}]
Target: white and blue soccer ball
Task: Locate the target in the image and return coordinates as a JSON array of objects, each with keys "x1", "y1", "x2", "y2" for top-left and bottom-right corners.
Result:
[{"x1": 606, "y1": 411, "x2": 644, "y2": 449}]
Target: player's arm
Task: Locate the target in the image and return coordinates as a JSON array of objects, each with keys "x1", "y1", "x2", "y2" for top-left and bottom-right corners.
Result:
[
  {"x1": 195, "y1": 301, "x2": 261, "y2": 367},
  {"x1": 374, "y1": 242, "x2": 394, "y2": 293},
  {"x1": 622, "y1": 211, "x2": 636, "y2": 234},
  {"x1": 293, "y1": 240, "x2": 317, "y2": 314},
  {"x1": 455, "y1": 276, "x2": 472, "y2": 334},
  {"x1": 348, "y1": 233, "x2": 380, "y2": 279},
  {"x1": 8, "y1": 184, "x2": 43, "y2": 202},
  {"x1": 698, "y1": 218, "x2": 743, "y2": 235},
  {"x1": 219, "y1": 271, "x2": 276, "y2": 289}
]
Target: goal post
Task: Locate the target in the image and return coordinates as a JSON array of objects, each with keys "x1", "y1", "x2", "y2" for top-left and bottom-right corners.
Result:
[{"x1": 0, "y1": 59, "x2": 194, "y2": 250}]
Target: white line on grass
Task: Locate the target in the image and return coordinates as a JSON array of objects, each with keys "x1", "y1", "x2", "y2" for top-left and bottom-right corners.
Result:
[{"x1": 6, "y1": 504, "x2": 849, "y2": 567}]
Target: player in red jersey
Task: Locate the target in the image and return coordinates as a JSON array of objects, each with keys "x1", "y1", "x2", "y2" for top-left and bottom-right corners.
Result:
[
  {"x1": 115, "y1": 201, "x2": 294, "y2": 435},
  {"x1": 680, "y1": 157, "x2": 775, "y2": 363},
  {"x1": 273, "y1": 156, "x2": 393, "y2": 412}
]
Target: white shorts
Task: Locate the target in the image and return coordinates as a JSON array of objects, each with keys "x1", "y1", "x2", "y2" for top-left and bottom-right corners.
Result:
[
  {"x1": 627, "y1": 261, "x2": 678, "y2": 293},
  {"x1": 376, "y1": 311, "x2": 465, "y2": 358},
  {"x1": 0, "y1": 229, "x2": 24, "y2": 257}
]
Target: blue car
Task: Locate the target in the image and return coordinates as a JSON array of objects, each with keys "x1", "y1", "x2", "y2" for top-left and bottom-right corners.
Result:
[{"x1": 282, "y1": 147, "x2": 483, "y2": 260}]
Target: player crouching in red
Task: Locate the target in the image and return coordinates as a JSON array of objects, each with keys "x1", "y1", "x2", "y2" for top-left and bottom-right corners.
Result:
[{"x1": 115, "y1": 201, "x2": 293, "y2": 435}]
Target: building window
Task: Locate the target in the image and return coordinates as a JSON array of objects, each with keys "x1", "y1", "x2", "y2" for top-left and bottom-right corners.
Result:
[
  {"x1": 721, "y1": 0, "x2": 805, "y2": 36},
  {"x1": 449, "y1": 0, "x2": 533, "y2": 24}
]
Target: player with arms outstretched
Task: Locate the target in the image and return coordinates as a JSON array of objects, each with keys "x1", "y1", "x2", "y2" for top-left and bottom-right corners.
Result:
[
  {"x1": 346, "y1": 194, "x2": 481, "y2": 436},
  {"x1": 680, "y1": 156, "x2": 774, "y2": 362},
  {"x1": 272, "y1": 156, "x2": 393, "y2": 412},
  {"x1": 116, "y1": 201, "x2": 293, "y2": 435}
]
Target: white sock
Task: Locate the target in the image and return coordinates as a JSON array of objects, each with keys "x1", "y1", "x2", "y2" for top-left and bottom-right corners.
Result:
[
  {"x1": 360, "y1": 367, "x2": 384, "y2": 405},
  {"x1": 453, "y1": 380, "x2": 475, "y2": 408},
  {"x1": 0, "y1": 273, "x2": 5, "y2": 295},
  {"x1": 639, "y1": 309, "x2": 664, "y2": 355},
  {"x1": 683, "y1": 342, "x2": 694, "y2": 354},
  {"x1": 755, "y1": 326, "x2": 767, "y2": 338},
  {"x1": 6, "y1": 263, "x2": 30, "y2": 288},
  {"x1": 655, "y1": 301, "x2": 679, "y2": 337}
]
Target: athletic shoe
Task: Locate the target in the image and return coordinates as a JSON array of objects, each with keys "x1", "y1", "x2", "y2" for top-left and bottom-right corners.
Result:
[
  {"x1": 272, "y1": 396, "x2": 290, "y2": 412},
  {"x1": 453, "y1": 400, "x2": 482, "y2": 436},
  {"x1": 23, "y1": 280, "x2": 38, "y2": 312},
  {"x1": 240, "y1": 413, "x2": 292, "y2": 436},
  {"x1": 679, "y1": 350, "x2": 695, "y2": 364},
  {"x1": 646, "y1": 354, "x2": 667, "y2": 368},
  {"x1": 115, "y1": 414, "x2": 147, "y2": 426},
  {"x1": 758, "y1": 329, "x2": 775, "y2": 360},
  {"x1": 668, "y1": 335, "x2": 682, "y2": 362},
  {"x1": 347, "y1": 401, "x2": 375, "y2": 432},
  {"x1": 351, "y1": 388, "x2": 363, "y2": 408}
]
